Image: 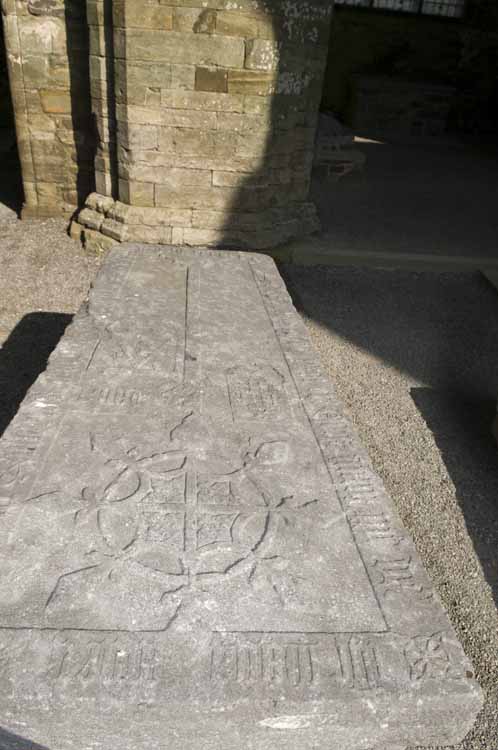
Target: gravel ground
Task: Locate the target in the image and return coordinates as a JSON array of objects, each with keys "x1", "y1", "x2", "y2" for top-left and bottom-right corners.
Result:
[{"x1": 0, "y1": 215, "x2": 496, "y2": 748}]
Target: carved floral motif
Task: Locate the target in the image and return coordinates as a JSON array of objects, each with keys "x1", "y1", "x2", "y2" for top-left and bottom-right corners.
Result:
[{"x1": 42, "y1": 431, "x2": 319, "y2": 630}]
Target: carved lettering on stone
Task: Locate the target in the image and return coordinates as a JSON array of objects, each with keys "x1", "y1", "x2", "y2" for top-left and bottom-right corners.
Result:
[
  {"x1": 78, "y1": 385, "x2": 146, "y2": 410},
  {"x1": 405, "y1": 633, "x2": 466, "y2": 682},
  {"x1": 372, "y1": 557, "x2": 433, "y2": 601},
  {"x1": 210, "y1": 641, "x2": 317, "y2": 687},
  {"x1": 226, "y1": 365, "x2": 288, "y2": 421},
  {"x1": 348, "y1": 511, "x2": 406, "y2": 546}
]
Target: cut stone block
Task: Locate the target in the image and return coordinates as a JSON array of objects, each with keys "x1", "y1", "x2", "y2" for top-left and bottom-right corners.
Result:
[{"x1": 0, "y1": 246, "x2": 482, "y2": 750}]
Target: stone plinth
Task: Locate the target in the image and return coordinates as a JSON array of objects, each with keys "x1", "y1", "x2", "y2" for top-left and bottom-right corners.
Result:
[{"x1": 0, "y1": 246, "x2": 482, "y2": 749}]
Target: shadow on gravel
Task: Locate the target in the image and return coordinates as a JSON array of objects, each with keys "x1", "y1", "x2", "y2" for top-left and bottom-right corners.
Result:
[
  {"x1": 0, "y1": 313, "x2": 72, "y2": 438},
  {"x1": 0, "y1": 727, "x2": 48, "y2": 750},
  {"x1": 280, "y1": 265, "x2": 498, "y2": 402},
  {"x1": 279, "y1": 263, "x2": 498, "y2": 613},
  {"x1": 412, "y1": 388, "x2": 498, "y2": 608}
]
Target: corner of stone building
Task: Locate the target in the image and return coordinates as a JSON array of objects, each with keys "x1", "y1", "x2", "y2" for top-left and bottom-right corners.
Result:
[{"x1": 5, "y1": 0, "x2": 334, "y2": 251}]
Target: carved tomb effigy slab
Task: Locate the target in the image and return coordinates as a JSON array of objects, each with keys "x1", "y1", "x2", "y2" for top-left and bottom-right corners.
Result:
[{"x1": 0, "y1": 247, "x2": 482, "y2": 750}]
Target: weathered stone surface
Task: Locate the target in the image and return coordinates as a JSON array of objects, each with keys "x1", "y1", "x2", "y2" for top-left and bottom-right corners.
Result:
[
  {"x1": 114, "y1": 3, "x2": 174, "y2": 31},
  {"x1": 194, "y1": 65, "x2": 228, "y2": 93},
  {"x1": 215, "y1": 10, "x2": 260, "y2": 39},
  {"x1": 0, "y1": 246, "x2": 482, "y2": 750},
  {"x1": 114, "y1": 29, "x2": 246, "y2": 68}
]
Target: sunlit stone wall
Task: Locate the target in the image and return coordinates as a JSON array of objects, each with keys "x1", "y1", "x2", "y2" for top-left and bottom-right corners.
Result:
[{"x1": 3, "y1": 0, "x2": 334, "y2": 248}]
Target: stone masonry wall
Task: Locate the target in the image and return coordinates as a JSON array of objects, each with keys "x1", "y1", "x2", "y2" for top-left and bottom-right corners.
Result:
[
  {"x1": 2, "y1": 0, "x2": 333, "y2": 248},
  {"x1": 1, "y1": 0, "x2": 95, "y2": 218},
  {"x1": 74, "y1": 0, "x2": 334, "y2": 252}
]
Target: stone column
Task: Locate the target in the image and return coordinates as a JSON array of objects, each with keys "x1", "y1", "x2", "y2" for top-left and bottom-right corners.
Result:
[
  {"x1": 74, "y1": 0, "x2": 334, "y2": 252},
  {"x1": 1, "y1": 0, "x2": 95, "y2": 218}
]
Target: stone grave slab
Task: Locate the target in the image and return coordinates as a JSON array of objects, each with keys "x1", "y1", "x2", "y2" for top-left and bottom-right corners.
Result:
[{"x1": 0, "y1": 246, "x2": 482, "y2": 750}]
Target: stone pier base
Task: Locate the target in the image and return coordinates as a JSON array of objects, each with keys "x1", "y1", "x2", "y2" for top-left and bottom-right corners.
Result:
[{"x1": 72, "y1": 193, "x2": 321, "y2": 253}]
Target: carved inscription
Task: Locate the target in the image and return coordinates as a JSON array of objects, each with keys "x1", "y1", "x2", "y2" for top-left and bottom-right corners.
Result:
[
  {"x1": 332, "y1": 635, "x2": 381, "y2": 690},
  {"x1": 348, "y1": 511, "x2": 405, "y2": 546},
  {"x1": 49, "y1": 634, "x2": 161, "y2": 685},
  {"x1": 334, "y1": 462, "x2": 385, "y2": 510},
  {"x1": 211, "y1": 641, "x2": 316, "y2": 686},
  {"x1": 373, "y1": 557, "x2": 433, "y2": 601},
  {"x1": 78, "y1": 385, "x2": 146, "y2": 409},
  {"x1": 404, "y1": 633, "x2": 466, "y2": 681},
  {"x1": 211, "y1": 635, "x2": 384, "y2": 691},
  {"x1": 212, "y1": 636, "x2": 380, "y2": 691},
  {"x1": 210, "y1": 631, "x2": 467, "y2": 692},
  {"x1": 227, "y1": 365, "x2": 288, "y2": 421}
]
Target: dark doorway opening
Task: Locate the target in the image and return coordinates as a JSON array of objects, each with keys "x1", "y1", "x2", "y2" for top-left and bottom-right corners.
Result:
[{"x1": 0, "y1": 13, "x2": 23, "y2": 216}]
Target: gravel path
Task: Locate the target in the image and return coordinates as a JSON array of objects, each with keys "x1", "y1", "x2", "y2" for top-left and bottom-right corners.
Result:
[{"x1": 0, "y1": 215, "x2": 496, "y2": 748}]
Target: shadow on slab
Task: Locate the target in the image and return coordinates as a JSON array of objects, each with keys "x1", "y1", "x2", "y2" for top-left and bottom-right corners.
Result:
[
  {"x1": 0, "y1": 312, "x2": 72, "y2": 438},
  {"x1": 0, "y1": 727, "x2": 49, "y2": 750}
]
